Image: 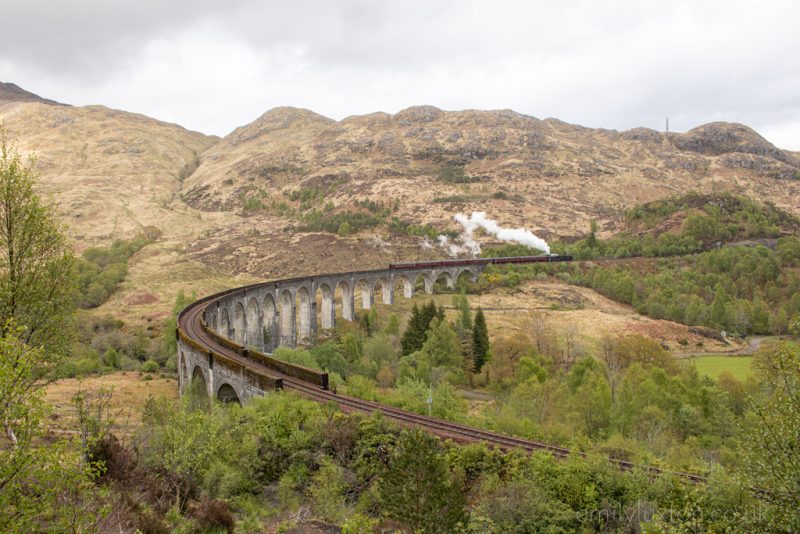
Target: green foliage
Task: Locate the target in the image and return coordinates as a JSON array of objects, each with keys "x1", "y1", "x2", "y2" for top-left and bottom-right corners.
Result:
[
  {"x1": 472, "y1": 308, "x2": 489, "y2": 371},
  {"x1": 489, "y1": 237, "x2": 800, "y2": 336},
  {"x1": 0, "y1": 135, "x2": 76, "y2": 360},
  {"x1": 378, "y1": 429, "x2": 467, "y2": 532},
  {"x1": 411, "y1": 318, "x2": 464, "y2": 384},
  {"x1": 341, "y1": 513, "x2": 379, "y2": 534},
  {"x1": 297, "y1": 209, "x2": 384, "y2": 234},
  {"x1": 0, "y1": 325, "x2": 97, "y2": 532},
  {"x1": 438, "y1": 164, "x2": 479, "y2": 184},
  {"x1": 790, "y1": 314, "x2": 800, "y2": 337},
  {"x1": 559, "y1": 192, "x2": 798, "y2": 260},
  {"x1": 56, "y1": 313, "x2": 162, "y2": 379},
  {"x1": 74, "y1": 237, "x2": 151, "y2": 308},
  {"x1": 587, "y1": 219, "x2": 599, "y2": 249},
  {"x1": 739, "y1": 343, "x2": 800, "y2": 529},
  {"x1": 310, "y1": 342, "x2": 349, "y2": 377},
  {"x1": 452, "y1": 291, "x2": 473, "y2": 334},
  {"x1": 242, "y1": 195, "x2": 263, "y2": 212},
  {"x1": 389, "y1": 378, "x2": 467, "y2": 420},
  {"x1": 273, "y1": 347, "x2": 323, "y2": 370},
  {"x1": 141, "y1": 396, "x2": 226, "y2": 506},
  {"x1": 308, "y1": 457, "x2": 347, "y2": 522},
  {"x1": 401, "y1": 300, "x2": 442, "y2": 355},
  {"x1": 387, "y1": 217, "x2": 443, "y2": 239}
]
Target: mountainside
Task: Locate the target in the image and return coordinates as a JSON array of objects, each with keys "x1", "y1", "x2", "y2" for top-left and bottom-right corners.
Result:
[
  {"x1": 183, "y1": 106, "x2": 800, "y2": 243},
  {"x1": 0, "y1": 98, "x2": 218, "y2": 246},
  {"x1": 0, "y1": 81, "x2": 64, "y2": 105},
  {"x1": 3, "y1": 84, "x2": 800, "y2": 324}
]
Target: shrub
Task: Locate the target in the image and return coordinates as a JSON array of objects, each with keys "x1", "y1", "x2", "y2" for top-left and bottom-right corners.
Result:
[
  {"x1": 188, "y1": 497, "x2": 235, "y2": 534},
  {"x1": 438, "y1": 165, "x2": 480, "y2": 184},
  {"x1": 142, "y1": 360, "x2": 159, "y2": 373},
  {"x1": 75, "y1": 237, "x2": 151, "y2": 308}
]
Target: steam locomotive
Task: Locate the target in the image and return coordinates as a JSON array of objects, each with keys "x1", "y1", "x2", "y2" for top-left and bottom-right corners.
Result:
[{"x1": 388, "y1": 255, "x2": 574, "y2": 270}]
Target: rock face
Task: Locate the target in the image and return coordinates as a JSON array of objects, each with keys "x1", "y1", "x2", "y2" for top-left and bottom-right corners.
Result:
[{"x1": 183, "y1": 105, "x2": 800, "y2": 238}]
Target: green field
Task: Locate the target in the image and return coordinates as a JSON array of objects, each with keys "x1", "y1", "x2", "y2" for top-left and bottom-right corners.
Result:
[{"x1": 689, "y1": 355, "x2": 754, "y2": 381}]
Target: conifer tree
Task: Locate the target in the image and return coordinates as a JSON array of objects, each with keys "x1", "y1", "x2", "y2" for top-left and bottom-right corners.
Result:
[
  {"x1": 401, "y1": 303, "x2": 423, "y2": 355},
  {"x1": 472, "y1": 307, "x2": 489, "y2": 371},
  {"x1": 402, "y1": 300, "x2": 447, "y2": 355},
  {"x1": 421, "y1": 300, "x2": 437, "y2": 329},
  {"x1": 378, "y1": 429, "x2": 467, "y2": 532},
  {"x1": 453, "y1": 291, "x2": 472, "y2": 334}
]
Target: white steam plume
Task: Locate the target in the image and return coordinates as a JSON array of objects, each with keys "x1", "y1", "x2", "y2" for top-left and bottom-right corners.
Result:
[
  {"x1": 438, "y1": 234, "x2": 481, "y2": 257},
  {"x1": 451, "y1": 212, "x2": 550, "y2": 256}
]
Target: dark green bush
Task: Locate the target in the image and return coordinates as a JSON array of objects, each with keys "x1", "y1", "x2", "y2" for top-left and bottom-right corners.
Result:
[{"x1": 75, "y1": 238, "x2": 151, "y2": 308}]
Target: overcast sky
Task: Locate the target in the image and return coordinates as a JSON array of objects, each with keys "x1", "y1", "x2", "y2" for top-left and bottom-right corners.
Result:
[{"x1": 1, "y1": 0, "x2": 798, "y2": 149}]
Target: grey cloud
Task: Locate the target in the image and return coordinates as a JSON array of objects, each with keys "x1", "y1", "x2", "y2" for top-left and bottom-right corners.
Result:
[{"x1": 0, "y1": 0, "x2": 798, "y2": 148}]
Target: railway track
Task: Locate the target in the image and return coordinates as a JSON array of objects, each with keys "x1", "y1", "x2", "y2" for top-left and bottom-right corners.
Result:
[{"x1": 176, "y1": 263, "x2": 709, "y2": 485}]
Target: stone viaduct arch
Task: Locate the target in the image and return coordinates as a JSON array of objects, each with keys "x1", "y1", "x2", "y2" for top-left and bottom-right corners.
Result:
[
  {"x1": 219, "y1": 307, "x2": 231, "y2": 339},
  {"x1": 217, "y1": 383, "x2": 241, "y2": 404}
]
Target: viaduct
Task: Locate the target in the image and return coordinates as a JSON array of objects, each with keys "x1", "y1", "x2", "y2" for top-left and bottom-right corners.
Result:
[
  {"x1": 177, "y1": 262, "x2": 485, "y2": 404},
  {"x1": 175, "y1": 255, "x2": 712, "y2": 484}
]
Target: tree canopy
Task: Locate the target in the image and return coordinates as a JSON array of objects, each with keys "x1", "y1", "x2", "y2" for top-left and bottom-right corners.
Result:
[{"x1": 0, "y1": 134, "x2": 75, "y2": 359}]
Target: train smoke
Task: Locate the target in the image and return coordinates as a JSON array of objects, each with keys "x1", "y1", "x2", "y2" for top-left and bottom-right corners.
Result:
[{"x1": 447, "y1": 212, "x2": 551, "y2": 256}]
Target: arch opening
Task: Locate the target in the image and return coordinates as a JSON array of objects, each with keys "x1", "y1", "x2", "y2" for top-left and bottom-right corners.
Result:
[
  {"x1": 220, "y1": 308, "x2": 231, "y2": 339},
  {"x1": 263, "y1": 294, "x2": 277, "y2": 352},
  {"x1": 455, "y1": 268, "x2": 480, "y2": 292},
  {"x1": 246, "y1": 297, "x2": 261, "y2": 350},
  {"x1": 233, "y1": 301, "x2": 246, "y2": 345},
  {"x1": 432, "y1": 271, "x2": 455, "y2": 293},
  {"x1": 190, "y1": 366, "x2": 208, "y2": 398},
  {"x1": 396, "y1": 276, "x2": 414, "y2": 299},
  {"x1": 217, "y1": 383, "x2": 241, "y2": 404},
  {"x1": 414, "y1": 273, "x2": 433, "y2": 295}
]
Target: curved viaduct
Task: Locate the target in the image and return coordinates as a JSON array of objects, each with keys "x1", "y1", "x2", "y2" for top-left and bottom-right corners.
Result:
[
  {"x1": 175, "y1": 255, "x2": 706, "y2": 483},
  {"x1": 177, "y1": 261, "x2": 483, "y2": 403}
]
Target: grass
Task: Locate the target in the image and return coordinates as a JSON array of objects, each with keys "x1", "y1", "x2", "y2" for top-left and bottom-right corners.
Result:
[
  {"x1": 45, "y1": 372, "x2": 178, "y2": 435},
  {"x1": 689, "y1": 355, "x2": 754, "y2": 381}
]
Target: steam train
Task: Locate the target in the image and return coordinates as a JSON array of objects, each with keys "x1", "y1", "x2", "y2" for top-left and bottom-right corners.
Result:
[{"x1": 388, "y1": 255, "x2": 574, "y2": 270}]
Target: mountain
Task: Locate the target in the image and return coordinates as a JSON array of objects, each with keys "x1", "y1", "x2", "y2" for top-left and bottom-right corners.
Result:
[
  {"x1": 0, "y1": 81, "x2": 64, "y2": 105},
  {"x1": 0, "y1": 95, "x2": 217, "y2": 247},
  {"x1": 3, "y1": 84, "x2": 800, "y2": 324},
  {"x1": 183, "y1": 106, "x2": 800, "y2": 244}
]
